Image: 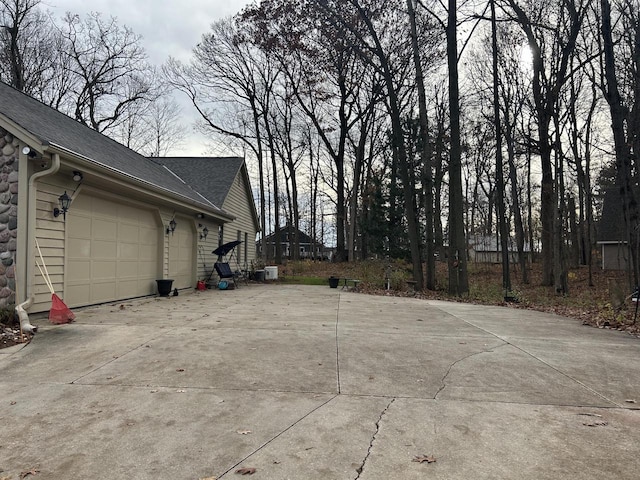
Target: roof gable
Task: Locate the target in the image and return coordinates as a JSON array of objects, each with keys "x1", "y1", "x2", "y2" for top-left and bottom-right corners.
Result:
[
  {"x1": 154, "y1": 157, "x2": 244, "y2": 207},
  {"x1": 0, "y1": 81, "x2": 226, "y2": 215}
]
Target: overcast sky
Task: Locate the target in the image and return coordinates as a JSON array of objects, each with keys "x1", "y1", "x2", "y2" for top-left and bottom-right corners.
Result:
[{"x1": 46, "y1": 0, "x2": 253, "y2": 155}]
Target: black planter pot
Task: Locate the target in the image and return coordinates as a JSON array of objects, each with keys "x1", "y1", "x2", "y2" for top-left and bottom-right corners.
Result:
[
  {"x1": 329, "y1": 276, "x2": 339, "y2": 289},
  {"x1": 156, "y1": 279, "x2": 174, "y2": 297}
]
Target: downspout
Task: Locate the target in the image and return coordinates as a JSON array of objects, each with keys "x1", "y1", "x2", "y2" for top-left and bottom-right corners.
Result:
[{"x1": 15, "y1": 153, "x2": 61, "y2": 333}]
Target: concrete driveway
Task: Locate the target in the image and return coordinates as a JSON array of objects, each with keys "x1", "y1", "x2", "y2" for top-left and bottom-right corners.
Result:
[{"x1": 1, "y1": 284, "x2": 639, "y2": 479}]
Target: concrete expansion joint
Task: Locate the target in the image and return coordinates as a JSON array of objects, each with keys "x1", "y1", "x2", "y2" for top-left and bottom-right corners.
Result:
[{"x1": 355, "y1": 397, "x2": 395, "y2": 478}]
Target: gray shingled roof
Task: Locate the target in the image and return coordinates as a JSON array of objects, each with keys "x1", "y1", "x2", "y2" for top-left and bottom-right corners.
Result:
[
  {"x1": 153, "y1": 157, "x2": 244, "y2": 207},
  {"x1": 0, "y1": 81, "x2": 226, "y2": 215}
]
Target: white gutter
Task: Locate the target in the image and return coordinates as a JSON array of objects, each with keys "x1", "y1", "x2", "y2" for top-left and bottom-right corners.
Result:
[{"x1": 15, "y1": 153, "x2": 61, "y2": 333}]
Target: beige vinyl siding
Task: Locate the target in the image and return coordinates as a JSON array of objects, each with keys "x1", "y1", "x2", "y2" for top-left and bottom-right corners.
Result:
[
  {"x1": 32, "y1": 178, "x2": 72, "y2": 313},
  {"x1": 196, "y1": 221, "x2": 221, "y2": 282},
  {"x1": 221, "y1": 173, "x2": 258, "y2": 269}
]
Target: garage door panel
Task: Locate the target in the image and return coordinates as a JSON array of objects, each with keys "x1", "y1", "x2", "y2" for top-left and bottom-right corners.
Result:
[
  {"x1": 118, "y1": 259, "x2": 140, "y2": 277},
  {"x1": 168, "y1": 226, "x2": 194, "y2": 289},
  {"x1": 68, "y1": 259, "x2": 91, "y2": 280},
  {"x1": 71, "y1": 215, "x2": 92, "y2": 237},
  {"x1": 139, "y1": 261, "x2": 157, "y2": 277},
  {"x1": 93, "y1": 219, "x2": 117, "y2": 239},
  {"x1": 93, "y1": 261, "x2": 117, "y2": 279},
  {"x1": 92, "y1": 197, "x2": 114, "y2": 216},
  {"x1": 119, "y1": 243, "x2": 139, "y2": 259},
  {"x1": 66, "y1": 194, "x2": 161, "y2": 307},
  {"x1": 68, "y1": 238, "x2": 91, "y2": 258},
  {"x1": 91, "y1": 283, "x2": 117, "y2": 303},
  {"x1": 93, "y1": 240, "x2": 117, "y2": 258},
  {"x1": 119, "y1": 223, "x2": 140, "y2": 241},
  {"x1": 117, "y1": 279, "x2": 139, "y2": 296},
  {"x1": 140, "y1": 227, "x2": 157, "y2": 245},
  {"x1": 66, "y1": 284, "x2": 90, "y2": 305}
]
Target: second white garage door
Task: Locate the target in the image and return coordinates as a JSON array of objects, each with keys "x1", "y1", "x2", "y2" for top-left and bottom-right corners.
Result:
[{"x1": 66, "y1": 193, "x2": 160, "y2": 307}]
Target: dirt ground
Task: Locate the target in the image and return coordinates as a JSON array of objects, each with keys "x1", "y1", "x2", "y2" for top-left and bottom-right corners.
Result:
[{"x1": 1, "y1": 321, "x2": 33, "y2": 349}]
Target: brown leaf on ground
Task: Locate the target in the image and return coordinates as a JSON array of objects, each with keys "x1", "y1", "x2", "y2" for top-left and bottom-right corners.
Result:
[
  {"x1": 19, "y1": 469, "x2": 40, "y2": 478},
  {"x1": 236, "y1": 430, "x2": 252, "y2": 435},
  {"x1": 625, "y1": 399, "x2": 636, "y2": 404},
  {"x1": 413, "y1": 455, "x2": 436, "y2": 464},
  {"x1": 583, "y1": 421, "x2": 608, "y2": 427},
  {"x1": 235, "y1": 467, "x2": 256, "y2": 475},
  {"x1": 176, "y1": 368, "x2": 185, "y2": 372}
]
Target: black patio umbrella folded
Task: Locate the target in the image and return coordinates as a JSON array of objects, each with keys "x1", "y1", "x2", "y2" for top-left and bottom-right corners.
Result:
[{"x1": 212, "y1": 240, "x2": 242, "y2": 257}]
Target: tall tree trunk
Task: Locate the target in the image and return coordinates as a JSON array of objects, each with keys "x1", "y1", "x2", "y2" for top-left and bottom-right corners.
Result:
[
  {"x1": 407, "y1": 0, "x2": 435, "y2": 289},
  {"x1": 491, "y1": 0, "x2": 511, "y2": 294},
  {"x1": 447, "y1": 0, "x2": 469, "y2": 295},
  {"x1": 505, "y1": 117, "x2": 528, "y2": 283},
  {"x1": 601, "y1": 0, "x2": 639, "y2": 288},
  {"x1": 350, "y1": 1, "x2": 424, "y2": 287}
]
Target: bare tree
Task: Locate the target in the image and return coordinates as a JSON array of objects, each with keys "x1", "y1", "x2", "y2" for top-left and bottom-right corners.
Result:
[
  {"x1": 0, "y1": 0, "x2": 55, "y2": 93},
  {"x1": 60, "y1": 12, "x2": 154, "y2": 134},
  {"x1": 600, "y1": 0, "x2": 639, "y2": 287},
  {"x1": 164, "y1": 17, "x2": 279, "y2": 261},
  {"x1": 503, "y1": 0, "x2": 588, "y2": 290}
]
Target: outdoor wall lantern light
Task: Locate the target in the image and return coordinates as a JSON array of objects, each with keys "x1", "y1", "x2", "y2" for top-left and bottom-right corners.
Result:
[
  {"x1": 199, "y1": 224, "x2": 209, "y2": 240},
  {"x1": 166, "y1": 218, "x2": 177, "y2": 235},
  {"x1": 53, "y1": 191, "x2": 71, "y2": 220}
]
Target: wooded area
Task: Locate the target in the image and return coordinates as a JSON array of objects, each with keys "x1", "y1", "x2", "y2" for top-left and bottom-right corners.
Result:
[{"x1": 2, "y1": 0, "x2": 639, "y2": 296}]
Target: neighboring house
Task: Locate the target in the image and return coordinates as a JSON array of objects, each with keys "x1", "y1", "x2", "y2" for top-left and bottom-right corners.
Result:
[
  {"x1": 258, "y1": 225, "x2": 331, "y2": 260},
  {"x1": 468, "y1": 235, "x2": 531, "y2": 264},
  {"x1": 154, "y1": 157, "x2": 260, "y2": 273},
  {"x1": 598, "y1": 187, "x2": 634, "y2": 271},
  {"x1": 0, "y1": 80, "x2": 238, "y2": 314}
]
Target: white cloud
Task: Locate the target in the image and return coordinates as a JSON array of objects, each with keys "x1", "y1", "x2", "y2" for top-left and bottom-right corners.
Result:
[{"x1": 48, "y1": 0, "x2": 250, "y2": 63}]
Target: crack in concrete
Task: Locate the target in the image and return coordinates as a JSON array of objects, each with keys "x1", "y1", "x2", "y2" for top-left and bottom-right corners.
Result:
[
  {"x1": 434, "y1": 344, "x2": 508, "y2": 399},
  {"x1": 355, "y1": 397, "x2": 395, "y2": 479}
]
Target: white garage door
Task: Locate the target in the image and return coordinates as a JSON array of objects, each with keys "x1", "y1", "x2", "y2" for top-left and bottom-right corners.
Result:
[
  {"x1": 168, "y1": 221, "x2": 194, "y2": 289},
  {"x1": 66, "y1": 193, "x2": 160, "y2": 307}
]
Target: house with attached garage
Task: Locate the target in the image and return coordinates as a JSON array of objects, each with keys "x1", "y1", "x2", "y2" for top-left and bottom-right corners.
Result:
[
  {"x1": 152, "y1": 157, "x2": 260, "y2": 273},
  {"x1": 0, "y1": 80, "x2": 259, "y2": 318}
]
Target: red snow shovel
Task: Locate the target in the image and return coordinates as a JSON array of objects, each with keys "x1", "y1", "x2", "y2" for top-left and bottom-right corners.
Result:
[{"x1": 36, "y1": 239, "x2": 75, "y2": 324}]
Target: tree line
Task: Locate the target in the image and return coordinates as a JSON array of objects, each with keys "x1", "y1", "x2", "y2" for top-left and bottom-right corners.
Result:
[
  {"x1": 3, "y1": 0, "x2": 638, "y2": 296},
  {"x1": 0, "y1": 0, "x2": 186, "y2": 155}
]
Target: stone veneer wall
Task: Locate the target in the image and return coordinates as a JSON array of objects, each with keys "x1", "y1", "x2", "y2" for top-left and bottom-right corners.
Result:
[{"x1": 0, "y1": 128, "x2": 18, "y2": 308}]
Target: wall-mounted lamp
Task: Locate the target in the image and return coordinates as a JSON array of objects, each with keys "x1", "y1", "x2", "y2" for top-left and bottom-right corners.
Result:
[
  {"x1": 53, "y1": 191, "x2": 71, "y2": 220},
  {"x1": 166, "y1": 218, "x2": 177, "y2": 235},
  {"x1": 22, "y1": 146, "x2": 37, "y2": 158},
  {"x1": 72, "y1": 171, "x2": 83, "y2": 182},
  {"x1": 199, "y1": 224, "x2": 209, "y2": 240}
]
